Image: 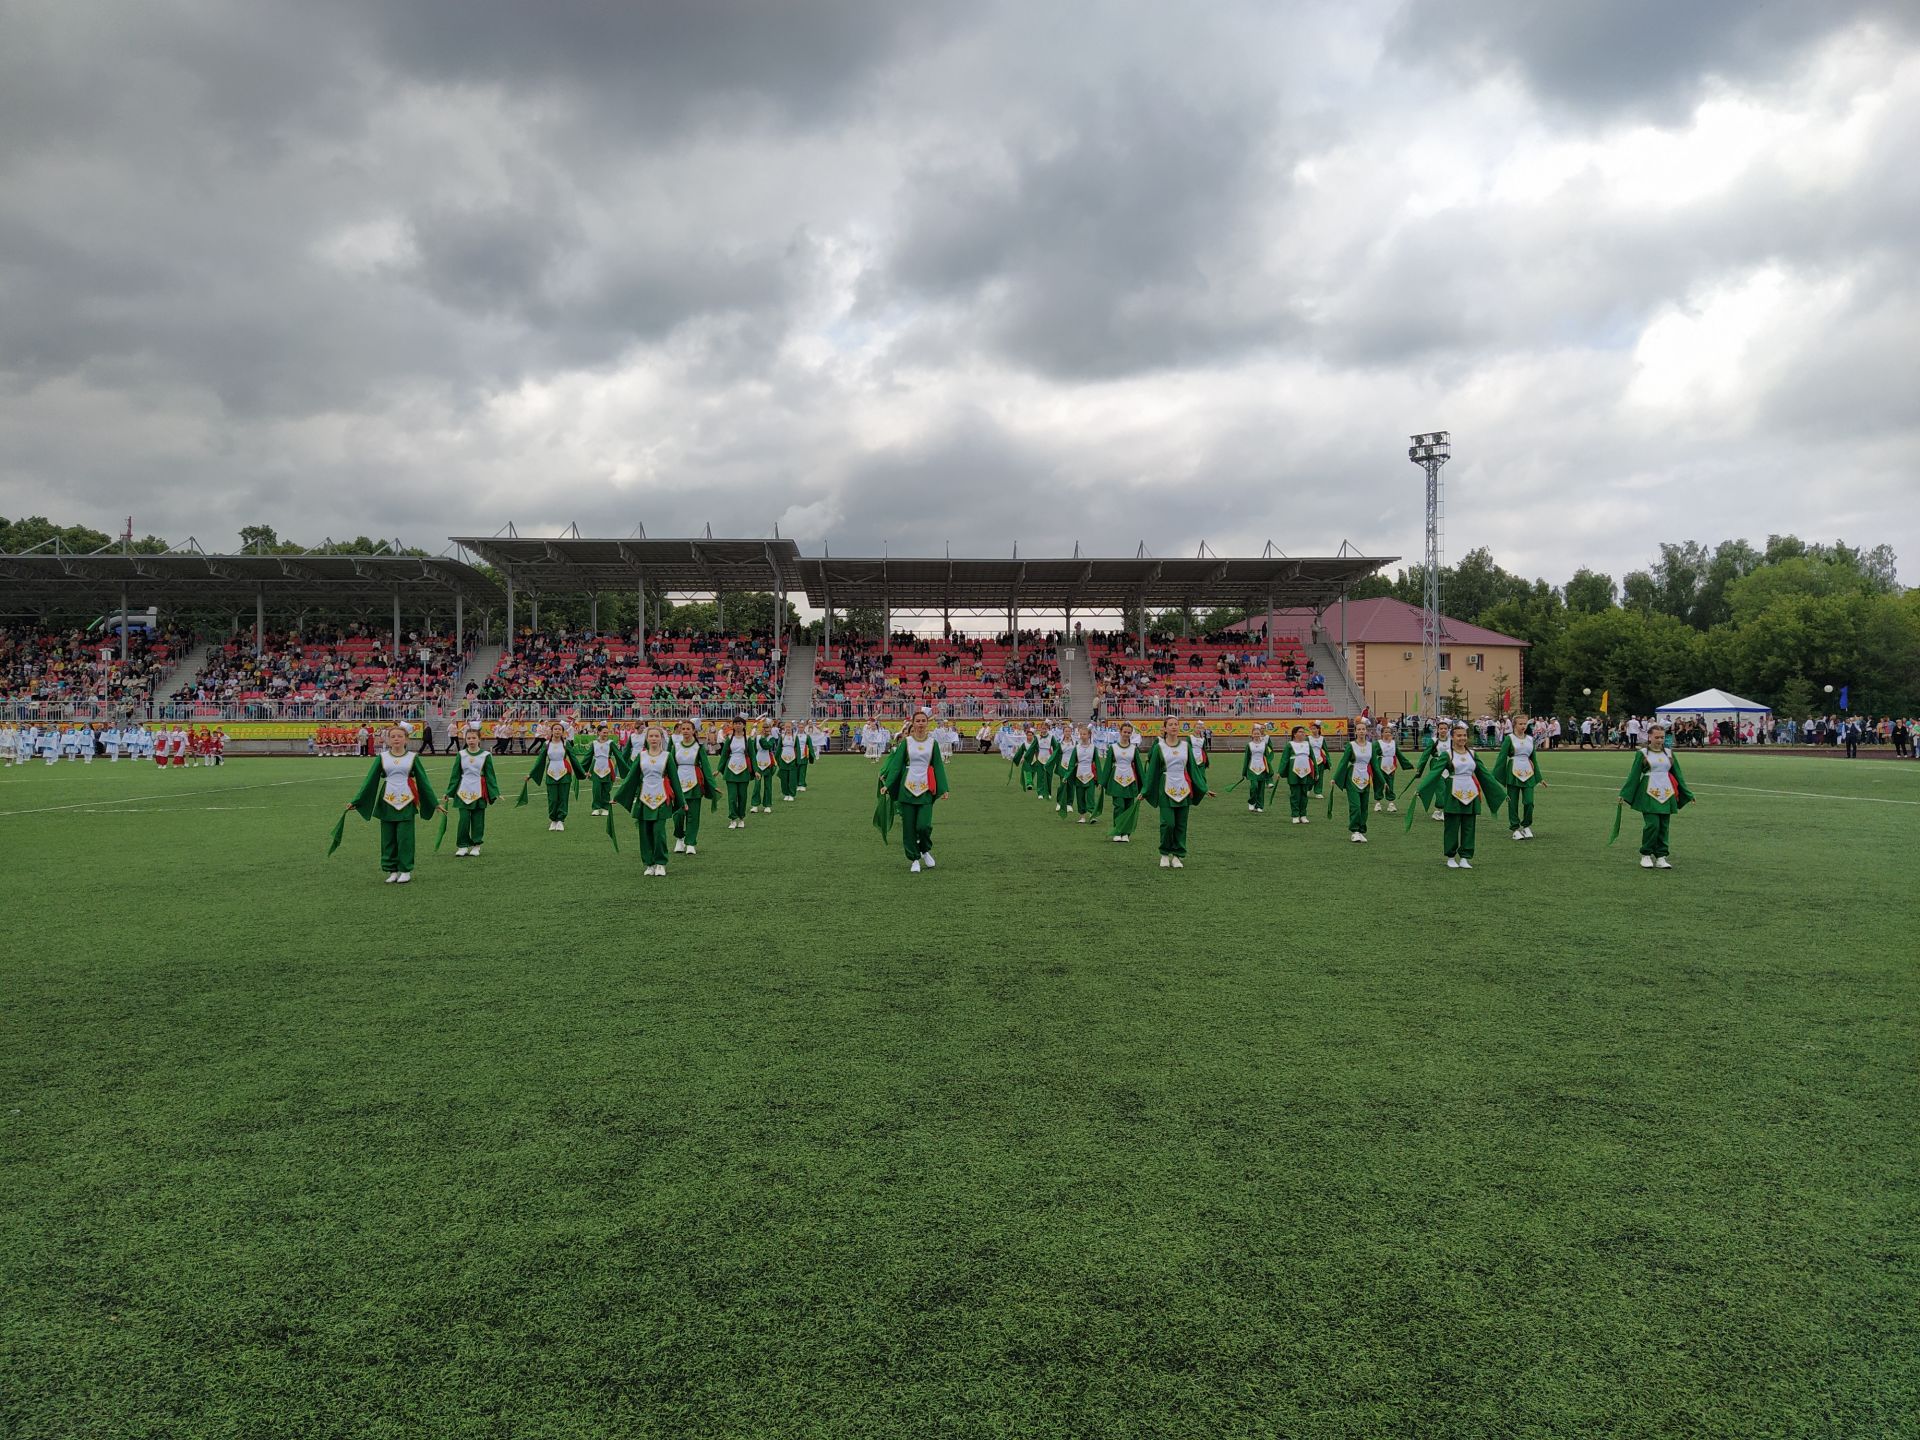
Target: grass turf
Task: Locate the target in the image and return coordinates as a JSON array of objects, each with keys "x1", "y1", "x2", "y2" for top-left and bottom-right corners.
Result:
[{"x1": 2, "y1": 749, "x2": 1915, "y2": 1438}]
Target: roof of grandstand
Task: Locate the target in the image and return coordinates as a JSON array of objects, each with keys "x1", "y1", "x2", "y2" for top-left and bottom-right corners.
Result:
[
  {"x1": 0, "y1": 545, "x2": 504, "y2": 607},
  {"x1": 449, "y1": 536, "x2": 808, "y2": 596}
]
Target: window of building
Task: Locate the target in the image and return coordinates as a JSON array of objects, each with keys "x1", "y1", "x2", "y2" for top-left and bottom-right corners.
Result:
[{"x1": 1438, "y1": 652, "x2": 1451, "y2": 671}]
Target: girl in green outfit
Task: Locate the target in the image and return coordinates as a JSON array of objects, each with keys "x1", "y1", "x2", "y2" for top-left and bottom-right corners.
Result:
[
  {"x1": 1491, "y1": 721, "x2": 1547, "y2": 841},
  {"x1": 1326, "y1": 716, "x2": 1387, "y2": 842},
  {"x1": 1240, "y1": 723, "x2": 1278, "y2": 813},
  {"x1": 1140, "y1": 720, "x2": 1211, "y2": 868},
  {"x1": 1409, "y1": 723, "x2": 1507, "y2": 869},
  {"x1": 794, "y1": 723, "x2": 813, "y2": 793},
  {"x1": 670, "y1": 717, "x2": 720, "y2": 856},
  {"x1": 1031, "y1": 725, "x2": 1056, "y2": 800},
  {"x1": 522, "y1": 723, "x2": 586, "y2": 831},
  {"x1": 1056, "y1": 724, "x2": 1103, "y2": 823},
  {"x1": 776, "y1": 722, "x2": 803, "y2": 803},
  {"x1": 1410, "y1": 729, "x2": 1447, "y2": 821},
  {"x1": 1374, "y1": 729, "x2": 1402, "y2": 814},
  {"x1": 1281, "y1": 725, "x2": 1319, "y2": 823},
  {"x1": 1100, "y1": 721, "x2": 1144, "y2": 843},
  {"x1": 750, "y1": 717, "x2": 780, "y2": 813},
  {"x1": 585, "y1": 723, "x2": 621, "y2": 817},
  {"x1": 444, "y1": 724, "x2": 501, "y2": 858},
  {"x1": 717, "y1": 718, "x2": 754, "y2": 828},
  {"x1": 1614, "y1": 723, "x2": 1695, "y2": 869},
  {"x1": 613, "y1": 723, "x2": 684, "y2": 877},
  {"x1": 334, "y1": 724, "x2": 440, "y2": 883},
  {"x1": 874, "y1": 711, "x2": 950, "y2": 873}
]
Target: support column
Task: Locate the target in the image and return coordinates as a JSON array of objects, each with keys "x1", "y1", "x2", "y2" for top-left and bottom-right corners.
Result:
[
  {"x1": 531, "y1": 597, "x2": 540, "y2": 633},
  {"x1": 823, "y1": 605, "x2": 832, "y2": 662},
  {"x1": 393, "y1": 592, "x2": 401, "y2": 654},
  {"x1": 455, "y1": 593, "x2": 464, "y2": 653},
  {"x1": 590, "y1": 593, "x2": 599, "y2": 635},
  {"x1": 1011, "y1": 606, "x2": 1019, "y2": 659},
  {"x1": 1266, "y1": 591, "x2": 1274, "y2": 662},
  {"x1": 1340, "y1": 591, "x2": 1348, "y2": 676},
  {"x1": 506, "y1": 578, "x2": 516, "y2": 657},
  {"x1": 256, "y1": 590, "x2": 265, "y2": 658},
  {"x1": 715, "y1": 590, "x2": 723, "y2": 635},
  {"x1": 882, "y1": 599, "x2": 890, "y2": 656},
  {"x1": 1137, "y1": 601, "x2": 1146, "y2": 660},
  {"x1": 120, "y1": 585, "x2": 129, "y2": 662},
  {"x1": 635, "y1": 576, "x2": 646, "y2": 655}
]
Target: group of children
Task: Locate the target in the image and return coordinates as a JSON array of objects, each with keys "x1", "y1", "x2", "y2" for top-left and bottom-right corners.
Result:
[
  {"x1": 328, "y1": 710, "x2": 1696, "y2": 883},
  {"x1": 333, "y1": 715, "x2": 836, "y2": 881},
  {"x1": 2, "y1": 723, "x2": 223, "y2": 766}
]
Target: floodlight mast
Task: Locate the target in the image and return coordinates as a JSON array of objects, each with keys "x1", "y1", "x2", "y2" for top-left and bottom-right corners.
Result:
[{"x1": 1408, "y1": 431, "x2": 1451, "y2": 732}]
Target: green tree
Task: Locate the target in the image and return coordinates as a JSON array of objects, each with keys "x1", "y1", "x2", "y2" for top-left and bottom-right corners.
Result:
[{"x1": 1564, "y1": 568, "x2": 1616, "y2": 614}]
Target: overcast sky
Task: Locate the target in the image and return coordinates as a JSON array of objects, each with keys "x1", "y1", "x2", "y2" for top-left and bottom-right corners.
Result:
[{"x1": 2, "y1": 0, "x2": 1916, "y2": 587}]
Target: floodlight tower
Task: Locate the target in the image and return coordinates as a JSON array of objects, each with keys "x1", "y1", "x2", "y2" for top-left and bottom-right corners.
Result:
[{"x1": 1408, "y1": 430, "x2": 1451, "y2": 728}]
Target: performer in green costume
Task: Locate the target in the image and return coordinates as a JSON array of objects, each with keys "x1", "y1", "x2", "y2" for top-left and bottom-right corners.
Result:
[
  {"x1": 776, "y1": 721, "x2": 803, "y2": 803},
  {"x1": 1491, "y1": 721, "x2": 1547, "y2": 840},
  {"x1": 519, "y1": 722, "x2": 585, "y2": 830},
  {"x1": 584, "y1": 722, "x2": 621, "y2": 816},
  {"x1": 1100, "y1": 721, "x2": 1144, "y2": 842},
  {"x1": 442, "y1": 724, "x2": 501, "y2": 857},
  {"x1": 1055, "y1": 724, "x2": 1103, "y2": 822},
  {"x1": 1239, "y1": 723, "x2": 1277, "y2": 813},
  {"x1": 750, "y1": 717, "x2": 779, "y2": 813},
  {"x1": 793, "y1": 722, "x2": 813, "y2": 792},
  {"x1": 1374, "y1": 727, "x2": 1403, "y2": 813},
  {"x1": 670, "y1": 717, "x2": 720, "y2": 855},
  {"x1": 1612, "y1": 722, "x2": 1695, "y2": 869},
  {"x1": 1407, "y1": 723, "x2": 1507, "y2": 869},
  {"x1": 1280, "y1": 725, "x2": 1320, "y2": 823},
  {"x1": 1031, "y1": 725, "x2": 1055, "y2": 800},
  {"x1": 1409, "y1": 728, "x2": 1447, "y2": 820},
  {"x1": 873, "y1": 710, "x2": 950, "y2": 873},
  {"x1": 1139, "y1": 719, "x2": 1211, "y2": 868},
  {"x1": 1325, "y1": 716, "x2": 1387, "y2": 841},
  {"x1": 332, "y1": 724, "x2": 440, "y2": 883},
  {"x1": 612, "y1": 723, "x2": 684, "y2": 876},
  {"x1": 717, "y1": 718, "x2": 754, "y2": 827}
]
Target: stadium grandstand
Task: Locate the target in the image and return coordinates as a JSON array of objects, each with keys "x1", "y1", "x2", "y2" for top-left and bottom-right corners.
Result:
[{"x1": 1, "y1": 531, "x2": 1394, "y2": 744}]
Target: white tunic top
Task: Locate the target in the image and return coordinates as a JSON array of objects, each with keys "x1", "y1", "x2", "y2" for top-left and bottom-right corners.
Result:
[
  {"x1": 726, "y1": 736, "x2": 750, "y2": 773},
  {"x1": 1448, "y1": 753, "x2": 1479, "y2": 803},
  {"x1": 1379, "y1": 738, "x2": 1398, "y2": 773},
  {"x1": 672, "y1": 738, "x2": 702, "y2": 791},
  {"x1": 1159, "y1": 739, "x2": 1192, "y2": 802},
  {"x1": 1512, "y1": 735, "x2": 1535, "y2": 783},
  {"x1": 381, "y1": 750, "x2": 416, "y2": 809},
  {"x1": 545, "y1": 740, "x2": 570, "y2": 780},
  {"x1": 1112, "y1": 742, "x2": 1137, "y2": 785},
  {"x1": 1073, "y1": 743, "x2": 1097, "y2": 781},
  {"x1": 902, "y1": 736, "x2": 936, "y2": 796},
  {"x1": 457, "y1": 750, "x2": 488, "y2": 803},
  {"x1": 1644, "y1": 749, "x2": 1675, "y2": 802},
  {"x1": 636, "y1": 748, "x2": 672, "y2": 809},
  {"x1": 1289, "y1": 740, "x2": 1314, "y2": 777},
  {"x1": 1352, "y1": 740, "x2": 1374, "y2": 788},
  {"x1": 591, "y1": 739, "x2": 614, "y2": 777},
  {"x1": 1248, "y1": 737, "x2": 1268, "y2": 774}
]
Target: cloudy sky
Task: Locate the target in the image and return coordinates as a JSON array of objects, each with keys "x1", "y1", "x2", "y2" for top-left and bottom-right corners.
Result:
[{"x1": 2, "y1": 0, "x2": 1916, "y2": 588}]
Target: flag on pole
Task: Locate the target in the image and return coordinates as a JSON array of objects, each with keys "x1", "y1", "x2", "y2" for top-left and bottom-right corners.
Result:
[{"x1": 1599, "y1": 690, "x2": 1610, "y2": 714}]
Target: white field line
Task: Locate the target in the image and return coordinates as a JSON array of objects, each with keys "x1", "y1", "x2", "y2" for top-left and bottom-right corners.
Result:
[
  {"x1": 1519, "y1": 771, "x2": 1920, "y2": 807},
  {"x1": 0, "y1": 775, "x2": 337, "y2": 819}
]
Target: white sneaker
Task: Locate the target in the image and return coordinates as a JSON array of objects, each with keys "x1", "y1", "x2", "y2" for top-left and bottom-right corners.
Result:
[
  {"x1": 1119, "y1": 834, "x2": 1130, "y2": 843},
  {"x1": 685, "y1": 846, "x2": 696, "y2": 856},
  {"x1": 1111, "y1": 835, "x2": 1125, "y2": 843},
  {"x1": 455, "y1": 847, "x2": 469, "y2": 857},
  {"x1": 1641, "y1": 855, "x2": 1655, "y2": 868},
  {"x1": 1350, "y1": 832, "x2": 1362, "y2": 843},
  {"x1": 1358, "y1": 833, "x2": 1368, "y2": 843},
  {"x1": 1248, "y1": 803, "x2": 1256, "y2": 812},
  {"x1": 921, "y1": 853, "x2": 936, "y2": 868},
  {"x1": 1300, "y1": 818, "x2": 1309, "y2": 825},
  {"x1": 674, "y1": 839, "x2": 686, "y2": 853},
  {"x1": 798, "y1": 786, "x2": 807, "y2": 793},
  {"x1": 785, "y1": 795, "x2": 794, "y2": 802},
  {"x1": 1170, "y1": 857, "x2": 1184, "y2": 869},
  {"x1": 910, "y1": 860, "x2": 922, "y2": 873},
  {"x1": 555, "y1": 822, "x2": 564, "y2": 831},
  {"x1": 1512, "y1": 829, "x2": 1524, "y2": 841},
  {"x1": 396, "y1": 872, "x2": 412, "y2": 883},
  {"x1": 1458, "y1": 859, "x2": 1471, "y2": 869},
  {"x1": 1523, "y1": 827, "x2": 1534, "y2": 838},
  {"x1": 1447, "y1": 857, "x2": 1459, "y2": 868},
  {"x1": 1388, "y1": 802, "x2": 1398, "y2": 813},
  {"x1": 1374, "y1": 802, "x2": 1382, "y2": 812},
  {"x1": 1159, "y1": 856, "x2": 1171, "y2": 868},
  {"x1": 385, "y1": 872, "x2": 400, "y2": 883},
  {"x1": 470, "y1": 847, "x2": 481, "y2": 857},
  {"x1": 1432, "y1": 808, "x2": 1444, "y2": 820},
  {"x1": 1655, "y1": 857, "x2": 1672, "y2": 869}
]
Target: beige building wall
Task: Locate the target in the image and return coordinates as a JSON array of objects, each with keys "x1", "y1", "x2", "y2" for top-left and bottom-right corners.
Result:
[{"x1": 1355, "y1": 641, "x2": 1527, "y2": 718}]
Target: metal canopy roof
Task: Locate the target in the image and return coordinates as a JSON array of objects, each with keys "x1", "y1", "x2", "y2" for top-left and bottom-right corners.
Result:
[
  {"x1": 450, "y1": 536, "x2": 807, "y2": 595},
  {"x1": 795, "y1": 554, "x2": 1396, "y2": 612},
  {"x1": 0, "y1": 551, "x2": 504, "y2": 608}
]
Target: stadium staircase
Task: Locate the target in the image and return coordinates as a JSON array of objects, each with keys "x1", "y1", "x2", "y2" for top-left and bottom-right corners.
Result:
[
  {"x1": 154, "y1": 637, "x2": 214, "y2": 709},
  {"x1": 781, "y1": 643, "x2": 817, "y2": 720},
  {"x1": 1307, "y1": 640, "x2": 1368, "y2": 716},
  {"x1": 1062, "y1": 643, "x2": 1095, "y2": 724}
]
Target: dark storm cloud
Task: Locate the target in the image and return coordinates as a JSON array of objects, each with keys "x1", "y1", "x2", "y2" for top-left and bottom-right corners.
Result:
[{"x1": 1389, "y1": 0, "x2": 1920, "y2": 122}]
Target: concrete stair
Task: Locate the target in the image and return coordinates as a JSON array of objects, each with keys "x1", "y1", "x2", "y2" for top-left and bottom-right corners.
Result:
[
  {"x1": 781, "y1": 643, "x2": 817, "y2": 720},
  {"x1": 1062, "y1": 643, "x2": 1095, "y2": 724},
  {"x1": 1306, "y1": 640, "x2": 1368, "y2": 716},
  {"x1": 151, "y1": 637, "x2": 213, "y2": 716}
]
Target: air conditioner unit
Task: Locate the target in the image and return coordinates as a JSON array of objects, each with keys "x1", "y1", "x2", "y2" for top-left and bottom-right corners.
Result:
[{"x1": 1403, "y1": 651, "x2": 1412, "y2": 660}]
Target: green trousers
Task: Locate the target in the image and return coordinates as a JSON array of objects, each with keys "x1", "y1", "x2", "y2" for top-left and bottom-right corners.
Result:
[
  {"x1": 1287, "y1": 777, "x2": 1311, "y2": 818},
  {"x1": 545, "y1": 777, "x2": 571, "y2": 822},
  {"x1": 1507, "y1": 785, "x2": 1536, "y2": 828},
  {"x1": 590, "y1": 773, "x2": 614, "y2": 810},
  {"x1": 753, "y1": 769, "x2": 776, "y2": 808},
  {"x1": 1443, "y1": 810, "x2": 1477, "y2": 858},
  {"x1": 1347, "y1": 787, "x2": 1370, "y2": 833},
  {"x1": 725, "y1": 776, "x2": 751, "y2": 820},
  {"x1": 455, "y1": 804, "x2": 487, "y2": 847},
  {"x1": 1157, "y1": 800, "x2": 1191, "y2": 857},
  {"x1": 1246, "y1": 771, "x2": 1274, "y2": 810},
  {"x1": 899, "y1": 795, "x2": 934, "y2": 861},
  {"x1": 1035, "y1": 767, "x2": 1053, "y2": 799},
  {"x1": 795, "y1": 757, "x2": 810, "y2": 787},
  {"x1": 778, "y1": 761, "x2": 797, "y2": 799},
  {"x1": 1639, "y1": 812, "x2": 1671, "y2": 857},
  {"x1": 379, "y1": 818, "x2": 416, "y2": 873},
  {"x1": 1065, "y1": 774, "x2": 1097, "y2": 814},
  {"x1": 1380, "y1": 770, "x2": 1398, "y2": 801},
  {"x1": 1108, "y1": 783, "x2": 1141, "y2": 837},
  {"x1": 673, "y1": 798, "x2": 704, "y2": 846},
  {"x1": 636, "y1": 805, "x2": 672, "y2": 867}
]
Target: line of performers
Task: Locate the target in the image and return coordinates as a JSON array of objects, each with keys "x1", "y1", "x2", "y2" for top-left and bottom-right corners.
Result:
[
  {"x1": 2, "y1": 723, "x2": 224, "y2": 766},
  {"x1": 330, "y1": 716, "x2": 831, "y2": 882},
  {"x1": 329, "y1": 714, "x2": 1696, "y2": 883}
]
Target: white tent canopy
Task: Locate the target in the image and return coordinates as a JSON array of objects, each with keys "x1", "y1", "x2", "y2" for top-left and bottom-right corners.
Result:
[{"x1": 1655, "y1": 688, "x2": 1772, "y2": 716}]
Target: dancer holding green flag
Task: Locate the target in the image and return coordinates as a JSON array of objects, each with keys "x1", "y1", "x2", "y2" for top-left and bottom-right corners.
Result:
[
  {"x1": 1406, "y1": 723, "x2": 1506, "y2": 869},
  {"x1": 873, "y1": 710, "x2": 950, "y2": 873},
  {"x1": 442, "y1": 723, "x2": 501, "y2": 858},
  {"x1": 330, "y1": 723, "x2": 439, "y2": 884},
  {"x1": 1612, "y1": 723, "x2": 1695, "y2": 868}
]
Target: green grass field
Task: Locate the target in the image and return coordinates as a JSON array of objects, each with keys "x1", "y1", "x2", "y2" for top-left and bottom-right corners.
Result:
[{"x1": 3, "y1": 748, "x2": 1916, "y2": 1438}]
